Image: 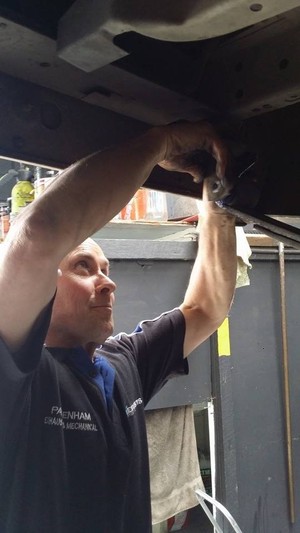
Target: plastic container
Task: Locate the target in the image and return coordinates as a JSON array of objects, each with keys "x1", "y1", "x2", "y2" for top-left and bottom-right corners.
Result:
[
  {"x1": 145, "y1": 190, "x2": 168, "y2": 221},
  {"x1": 11, "y1": 179, "x2": 34, "y2": 216},
  {"x1": 34, "y1": 176, "x2": 56, "y2": 198}
]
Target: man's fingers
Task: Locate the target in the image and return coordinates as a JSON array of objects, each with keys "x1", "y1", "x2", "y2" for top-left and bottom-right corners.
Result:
[
  {"x1": 211, "y1": 139, "x2": 229, "y2": 181},
  {"x1": 158, "y1": 156, "x2": 205, "y2": 182},
  {"x1": 157, "y1": 120, "x2": 233, "y2": 194}
]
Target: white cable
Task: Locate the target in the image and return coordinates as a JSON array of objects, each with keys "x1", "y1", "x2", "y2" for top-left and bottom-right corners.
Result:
[
  {"x1": 195, "y1": 488, "x2": 244, "y2": 533},
  {"x1": 197, "y1": 497, "x2": 223, "y2": 533}
]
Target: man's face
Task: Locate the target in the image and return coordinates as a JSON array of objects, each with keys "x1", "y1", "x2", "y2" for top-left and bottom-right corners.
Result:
[{"x1": 46, "y1": 239, "x2": 116, "y2": 351}]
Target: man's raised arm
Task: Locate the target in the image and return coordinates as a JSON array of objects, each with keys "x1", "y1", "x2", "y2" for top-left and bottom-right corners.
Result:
[
  {"x1": 180, "y1": 185, "x2": 237, "y2": 357},
  {"x1": 0, "y1": 121, "x2": 229, "y2": 352}
]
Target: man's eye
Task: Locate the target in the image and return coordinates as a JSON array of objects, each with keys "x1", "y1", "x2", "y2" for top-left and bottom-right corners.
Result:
[{"x1": 76, "y1": 260, "x2": 89, "y2": 269}]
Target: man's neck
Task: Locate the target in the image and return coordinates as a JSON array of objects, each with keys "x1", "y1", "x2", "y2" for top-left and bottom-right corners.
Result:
[{"x1": 45, "y1": 336, "x2": 97, "y2": 360}]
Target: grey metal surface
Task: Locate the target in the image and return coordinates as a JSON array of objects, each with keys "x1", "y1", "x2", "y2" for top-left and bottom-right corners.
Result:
[
  {"x1": 215, "y1": 353, "x2": 240, "y2": 527},
  {"x1": 0, "y1": 14, "x2": 209, "y2": 126},
  {"x1": 0, "y1": 2, "x2": 299, "y2": 127},
  {"x1": 220, "y1": 206, "x2": 300, "y2": 249},
  {"x1": 0, "y1": 72, "x2": 206, "y2": 198},
  {"x1": 94, "y1": 238, "x2": 197, "y2": 260},
  {"x1": 1, "y1": 4, "x2": 300, "y2": 213},
  {"x1": 58, "y1": 0, "x2": 299, "y2": 71},
  {"x1": 200, "y1": 7, "x2": 300, "y2": 119},
  {"x1": 221, "y1": 258, "x2": 300, "y2": 532},
  {"x1": 0, "y1": 71, "x2": 146, "y2": 168}
]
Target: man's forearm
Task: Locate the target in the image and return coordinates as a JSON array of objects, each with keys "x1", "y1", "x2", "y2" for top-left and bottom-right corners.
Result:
[
  {"x1": 6, "y1": 120, "x2": 231, "y2": 261},
  {"x1": 180, "y1": 204, "x2": 236, "y2": 356},
  {"x1": 10, "y1": 128, "x2": 167, "y2": 259},
  {"x1": 185, "y1": 210, "x2": 236, "y2": 321}
]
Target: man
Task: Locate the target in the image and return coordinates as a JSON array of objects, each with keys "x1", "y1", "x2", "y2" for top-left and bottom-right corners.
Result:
[{"x1": 0, "y1": 121, "x2": 236, "y2": 532}]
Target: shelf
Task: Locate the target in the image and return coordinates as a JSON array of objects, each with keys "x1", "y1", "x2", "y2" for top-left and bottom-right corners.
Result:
[{"x1": 92, "y1": 220, "x2": 196, "y2": 241}]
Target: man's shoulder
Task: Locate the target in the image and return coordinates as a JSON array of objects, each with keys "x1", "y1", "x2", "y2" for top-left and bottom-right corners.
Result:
[{"x1": 106, "y1": 308, "x2": 184, "y2": 345}]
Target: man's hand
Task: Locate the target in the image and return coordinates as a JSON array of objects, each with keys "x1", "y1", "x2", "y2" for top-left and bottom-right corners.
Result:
[{"x1": 156, "y1": 121, "x2": 230, "y2": 183}]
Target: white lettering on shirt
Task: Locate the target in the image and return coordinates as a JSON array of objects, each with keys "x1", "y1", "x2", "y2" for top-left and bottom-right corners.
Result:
[
  {"x1": 43, "y1": 406, "x2": 97, "y2": 431},
  {"x1": 125, "y1": 398, "x2": 143, "y2": 417}
]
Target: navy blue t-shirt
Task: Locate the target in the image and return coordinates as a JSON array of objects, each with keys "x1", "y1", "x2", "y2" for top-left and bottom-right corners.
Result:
[{"x1": 0, "y1": 302, "x2": 188, "y2": 533}]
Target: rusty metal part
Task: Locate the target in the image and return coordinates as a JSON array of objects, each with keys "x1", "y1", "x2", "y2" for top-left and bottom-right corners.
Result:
[
  {"x1": 219, "y1": 205, "x2": 300, "y2": 249},
  {"x1": 204, "y1": 175, "x2": 231, "y2": 201},
  {"x1": 278, "y1": 242, "x2": 295, "y2": 524},
  {"x1": 253, "y1": 226, "x2": 300, "y2": 249}
]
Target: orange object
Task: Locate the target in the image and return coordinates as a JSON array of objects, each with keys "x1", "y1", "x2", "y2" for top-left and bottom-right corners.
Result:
[
  {"x1": 134, "y1": 188, "x2": 148, "y2": 219},
  {"x1": 120, "y1": 188, "x2": 148, "y2": 220},
  {"x1": 0, "y1": 213, "x2": 9, "y2": 240}
]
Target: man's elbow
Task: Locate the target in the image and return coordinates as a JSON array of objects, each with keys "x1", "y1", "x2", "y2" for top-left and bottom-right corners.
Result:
[{"x1": 180, "y1": 299, "x2": 232, "y2": 328}]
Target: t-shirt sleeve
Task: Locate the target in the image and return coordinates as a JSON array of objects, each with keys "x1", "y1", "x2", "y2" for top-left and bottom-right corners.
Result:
[
  {"x1": 0, "y1": 298, "x2": 54, "y2": 491},
  {"x1": 109, "y1": 308, "x2": 188, "y2": 405},
  {"x1": 0, "y1": 298, "x2": 54, "y2": 407}
]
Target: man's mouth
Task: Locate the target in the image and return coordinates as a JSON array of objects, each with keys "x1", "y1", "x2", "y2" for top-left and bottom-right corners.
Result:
[{"x1": 91, "y1": 304, "x2": 112, "y2": 310}]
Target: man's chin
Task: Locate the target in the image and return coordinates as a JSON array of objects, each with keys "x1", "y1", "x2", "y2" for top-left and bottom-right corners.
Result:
[{"x1": 96, "y1": 321, "x2": 114, "y2": 344}]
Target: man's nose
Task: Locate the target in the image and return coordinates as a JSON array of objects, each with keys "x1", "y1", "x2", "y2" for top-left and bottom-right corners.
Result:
[{"x1": 95, "y1": 273, "x2": 116, "y2": 294}]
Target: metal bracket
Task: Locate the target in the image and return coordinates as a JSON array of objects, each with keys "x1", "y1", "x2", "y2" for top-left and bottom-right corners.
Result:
[{"x1": 221, "y1": 205, "x2": 300, "y2": 249}]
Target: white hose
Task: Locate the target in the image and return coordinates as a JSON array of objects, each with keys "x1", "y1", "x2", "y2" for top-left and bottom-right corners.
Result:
[{"x1": 195, "y1": 488, "x2": 244, "y2": 533}]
